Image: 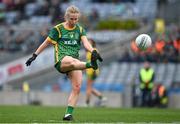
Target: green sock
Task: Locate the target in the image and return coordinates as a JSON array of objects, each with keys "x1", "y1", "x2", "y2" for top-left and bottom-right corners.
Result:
[
  {"x1": 65, "y1": 106, "x2": 74, "y2": 115},
  {"x1": 86, "y1": 62, "x2": 92, "y2": 68}
]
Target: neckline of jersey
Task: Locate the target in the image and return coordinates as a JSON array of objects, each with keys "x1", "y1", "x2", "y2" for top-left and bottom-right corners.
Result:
[{"x1": 62, "y1": 23, "x2": 77, "y2": 31}]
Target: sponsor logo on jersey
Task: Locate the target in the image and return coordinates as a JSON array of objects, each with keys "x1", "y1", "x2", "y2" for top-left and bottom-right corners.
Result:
[{"x1": 64, "y1": 40, "x2": 77, "y2": 45}]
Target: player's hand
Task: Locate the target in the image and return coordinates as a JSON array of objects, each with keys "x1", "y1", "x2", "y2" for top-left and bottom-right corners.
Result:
[
  {"x1": 25, "y1": 53, "x2": 37, "y2": 66},
  {"x1": 92, "y1": 50, "x2": 103, "y2": 62}
]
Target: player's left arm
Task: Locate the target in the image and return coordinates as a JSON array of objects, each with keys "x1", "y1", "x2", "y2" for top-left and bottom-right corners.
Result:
[
  {"x1": 80, "y1": 26, "x2": 103, "y2": 61},
  {"x1": 81, "y1": 36, "x2": 103, "y2": 62},
  {"x1": 81, "y1": 36, "x2": 94, "y2": 52}
]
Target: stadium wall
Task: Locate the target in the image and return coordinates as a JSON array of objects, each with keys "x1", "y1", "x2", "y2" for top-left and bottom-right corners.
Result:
[
  {"x1": 0, "y1": 91, "x2": 180, "y2": 108},
  {"x1": 169, "y1": 94, "x2": 180, "y2": 108},
  {"x1": 0, "y1": 91, "x2": 123, "y2": 107}
]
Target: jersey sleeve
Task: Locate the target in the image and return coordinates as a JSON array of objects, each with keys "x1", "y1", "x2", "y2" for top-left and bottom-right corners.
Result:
[
  {"x1": 79, "y1": 26, "x2": 86, "y2": 37},
  {"x1": 48, "y1": 27, "x2": 59, "y2": 44}
]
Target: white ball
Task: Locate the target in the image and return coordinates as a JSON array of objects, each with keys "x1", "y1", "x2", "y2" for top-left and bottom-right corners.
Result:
[{"x1": 135, "y1": 34, "x2": 152, "y2": 50}]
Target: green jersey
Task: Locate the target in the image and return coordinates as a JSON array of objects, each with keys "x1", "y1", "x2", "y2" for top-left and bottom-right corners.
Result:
[{"x1": 48, "y1": 23, "x2": 86, "y2": 64}]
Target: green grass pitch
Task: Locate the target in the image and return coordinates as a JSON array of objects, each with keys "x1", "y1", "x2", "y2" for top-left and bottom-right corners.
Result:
[{"x1": 0, "y1": 105, "x2": 180, "y2": 123}]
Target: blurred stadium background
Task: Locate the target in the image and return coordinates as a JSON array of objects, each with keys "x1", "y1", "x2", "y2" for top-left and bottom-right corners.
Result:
[{"x1": 0, "y1": 0, "x2": 180, "y2": 109}]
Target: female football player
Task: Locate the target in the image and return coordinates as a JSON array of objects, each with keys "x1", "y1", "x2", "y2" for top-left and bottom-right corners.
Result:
[{"x1": 25, "y1": 5, "x2": 102, "y2": 121}]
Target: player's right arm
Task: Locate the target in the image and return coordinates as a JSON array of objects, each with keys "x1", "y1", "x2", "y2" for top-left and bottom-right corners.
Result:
[
  {"x1": 25, "y1": 38, "x2": 52, "y2": 66},
  {"x1": 34, "y1": 38, "x2": 51, "y2": 55},
  {"x1": 35, "y1": 27, "x2": 59, "y2": 55},
  {"x1": 26, "y1": 27, "x2": 59, "y2": 66}
]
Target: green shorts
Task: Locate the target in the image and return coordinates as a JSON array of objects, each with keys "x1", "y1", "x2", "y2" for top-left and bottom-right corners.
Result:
[
  {"x1": 54, "y1": 55, "x2": 79, "y2": 74},
  {"x1": 54, "y1": 55, "x2": 66, "y2": 73}
]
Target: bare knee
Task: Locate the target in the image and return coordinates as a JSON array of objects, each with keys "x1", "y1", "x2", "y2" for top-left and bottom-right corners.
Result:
[
  {"x1": 69, "y1": 59, "x2": 78, "y2": 69},
  {"x1": 72, "y1": 84, "x2": 81, "y2": 94}
]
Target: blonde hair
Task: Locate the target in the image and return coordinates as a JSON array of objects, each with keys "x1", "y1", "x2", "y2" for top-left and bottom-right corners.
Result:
[{"x1": 64, "y1": 5, "x2": 81, "y2": 20}]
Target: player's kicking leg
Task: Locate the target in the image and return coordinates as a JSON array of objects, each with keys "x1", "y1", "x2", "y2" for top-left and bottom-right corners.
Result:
[{"x1": 60, "y1": 56, "x2": 99, "y2": 72}]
